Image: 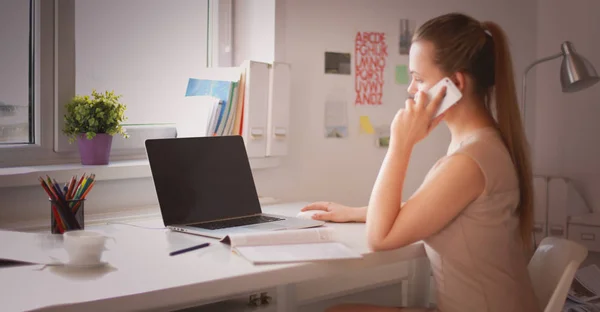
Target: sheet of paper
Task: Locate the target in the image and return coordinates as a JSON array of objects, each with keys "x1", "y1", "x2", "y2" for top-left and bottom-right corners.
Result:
[
  {"x1": 235, "y1": 242, "x2": 363, "y2": 264},
  {"x1": 324, "y1": 100, "x2": 348, "y2": 138},
  {"x1": 359, "y1": 116, "x2": 375, "y2": 134},
  {"x1": 0, "y1": 230, "x2": 63, "y2": 265}
]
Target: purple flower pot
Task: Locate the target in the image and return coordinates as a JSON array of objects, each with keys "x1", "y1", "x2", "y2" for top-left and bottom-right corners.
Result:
[{"x1": 76, "y1": 133, "x2": 113, "y2": 165}]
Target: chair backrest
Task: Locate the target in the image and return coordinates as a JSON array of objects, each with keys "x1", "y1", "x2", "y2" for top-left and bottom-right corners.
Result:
[{"x1": 528, "y1": 237, "x2": 588, "y2": 312}]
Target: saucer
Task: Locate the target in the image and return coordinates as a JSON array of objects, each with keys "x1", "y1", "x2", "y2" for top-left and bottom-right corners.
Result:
[
  {"x1": 64, "y1": 260, "x2": 108, "y2": 268},
  {"x1": 47, "y1": 254, "x2": 108, "y2": 269}
]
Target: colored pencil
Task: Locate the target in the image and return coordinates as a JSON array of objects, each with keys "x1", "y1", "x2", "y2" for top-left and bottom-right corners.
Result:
[
  {"x1": 65, "y1": 176, "x2": 76, "y2": 200},
  {"x1": 37, "y1": 174, "x2": 96, "y2": 232},
  {"x1": 38, "y1": 178, "x2": 65, "y2": 233},
  {"x1": 72, "y1": 180, "x2": 95, "y2": 213}
]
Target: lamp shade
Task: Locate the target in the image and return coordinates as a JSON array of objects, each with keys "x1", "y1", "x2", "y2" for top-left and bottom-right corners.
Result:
[{"x1": 560, "y1": 41, "x2": 600, "y2": 93}]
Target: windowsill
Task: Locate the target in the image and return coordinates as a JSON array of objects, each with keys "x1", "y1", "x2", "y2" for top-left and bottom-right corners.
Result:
[{"x1": 0, "y1": 157, "x2": 281, "y2": 188}]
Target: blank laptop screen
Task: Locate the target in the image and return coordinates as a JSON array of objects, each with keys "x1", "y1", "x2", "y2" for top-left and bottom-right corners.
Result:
[{"x1": 145, "y1": 136, "x2": 262, "y2": 226}]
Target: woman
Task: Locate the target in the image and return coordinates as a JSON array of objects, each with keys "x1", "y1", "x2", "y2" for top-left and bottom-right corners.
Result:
[{"x1": 301, "y1": 13, "x2": 541, "y2": 312}]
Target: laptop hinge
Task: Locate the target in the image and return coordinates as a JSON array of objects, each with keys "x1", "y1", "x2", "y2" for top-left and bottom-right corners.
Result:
[{"x1": 178, "y1": 213, "x2": 264, "y2": 226}]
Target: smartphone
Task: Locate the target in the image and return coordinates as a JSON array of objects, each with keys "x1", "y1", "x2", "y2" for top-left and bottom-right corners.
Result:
[{"x1": 425, "y1": 77, "x2": 462, "y2": 118}]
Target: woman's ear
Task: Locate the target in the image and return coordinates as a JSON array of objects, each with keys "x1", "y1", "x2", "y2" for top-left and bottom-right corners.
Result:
[{"x1": 452, "y1": 72, "x2": 467, "y2": 92}]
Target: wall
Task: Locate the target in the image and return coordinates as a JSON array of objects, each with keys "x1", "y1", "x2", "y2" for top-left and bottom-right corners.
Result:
[
  {"x1": 534, "y1": 0, "x2": 600, "y2": 213},
  {"x1": 253, "y1": 0, "x2": 538, "y2": 208},
  {"x1": 233, "y1": 0, "x2": 275, "y2": 65},
  {"x1": 0, "y1": 0, "x2": 538, "y2": 226}
]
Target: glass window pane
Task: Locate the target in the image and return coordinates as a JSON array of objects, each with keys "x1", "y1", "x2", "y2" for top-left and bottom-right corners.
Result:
[
  {"x1": 0, "y1": 0, "x2": 34, "y2": 144},
  {"x1": 74, "y1": 0, "x2": 209, "y2": 127}
]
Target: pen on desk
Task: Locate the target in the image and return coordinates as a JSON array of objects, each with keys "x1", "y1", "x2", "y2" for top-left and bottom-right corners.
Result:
[{"x1": 169, "y1": 242, "x2": 211, "y2": 256}]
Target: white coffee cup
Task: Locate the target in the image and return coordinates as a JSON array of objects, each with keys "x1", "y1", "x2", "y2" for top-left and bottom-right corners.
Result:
[{"x1": 63, "y1": 230, "x2": 113, "y2": 266}]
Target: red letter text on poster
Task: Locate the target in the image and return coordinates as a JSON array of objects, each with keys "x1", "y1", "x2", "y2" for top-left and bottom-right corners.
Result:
[{"x1": 355, "y1": 31, "x2": 387, "y2": 105}]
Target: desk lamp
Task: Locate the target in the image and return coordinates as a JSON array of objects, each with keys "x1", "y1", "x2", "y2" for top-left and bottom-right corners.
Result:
[
  {"x1": 522, "y1": 41, "x2": 599, "y2": 123},
  {"x1": 522, "y1": 41, "x2": 599, "y2": 243}
]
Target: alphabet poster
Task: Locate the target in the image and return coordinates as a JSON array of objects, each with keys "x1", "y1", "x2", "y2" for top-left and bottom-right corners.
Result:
[{"x1": 355, "y1": 31, "x2": 388, "y2": 105}]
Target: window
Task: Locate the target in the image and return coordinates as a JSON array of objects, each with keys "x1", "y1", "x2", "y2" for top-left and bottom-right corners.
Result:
[
  {"x1": 56, "y1": 0, "x2": 212, "y2": 154},
  {"x1": 75, "y1": 0, "x2": 209, "y2": 125},
  {"x1": 0, "y1": 0, "x2": 230, "y2": 167},
  {"x1": 0, "y1": 0, "x2": 34, "y2": 145}
]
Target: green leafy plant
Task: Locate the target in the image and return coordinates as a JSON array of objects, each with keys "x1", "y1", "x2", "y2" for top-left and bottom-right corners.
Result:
[{"x1": 63, "y1": 90, "x2": 129, "y2": 143}]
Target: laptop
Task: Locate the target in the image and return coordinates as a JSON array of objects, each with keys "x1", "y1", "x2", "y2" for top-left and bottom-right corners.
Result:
[{"x1": 145, "y1": 135, "x2": 324, "y2": 239}]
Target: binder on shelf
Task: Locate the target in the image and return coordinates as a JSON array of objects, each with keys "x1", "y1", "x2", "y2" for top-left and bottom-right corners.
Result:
[
  {"x1": 566, "y1": 179, "x2": 592, "y2": 217},
  {"x1": 548, "y1": 177, "x2": 568, "y2": 238},
  {"x1": 533, "y1": 176, "x2": 548, "y2": 243},
  {"x1": 185, "y1": 68, "x2": 242, "y2": 137},
  {"x1": 217, "y1": 81, "x2": 240, "y2": 136},
  {"x1": 240, "y1": 60, "x2": 270, "y2": 158},
  {"x1": 184, "y1": 60, "x2": 286, "y2": 159},
  {"x1": 266, "y1": 62, "x2": 291, "y2": 157},
  {"x1": 533, "y1": 176, "x2": 592, "y2": 244},
  {"x1": 231, "y1": 66, "x2": 247, "y2": 136},
  {"x1": 205, "y1": 98, "x2": 224, "y2": 136}
]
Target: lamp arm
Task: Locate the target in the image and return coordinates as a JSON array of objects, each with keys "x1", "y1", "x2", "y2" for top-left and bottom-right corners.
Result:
[{"x1": 521, "y1": 52, "x2": 563, "y2": 125}]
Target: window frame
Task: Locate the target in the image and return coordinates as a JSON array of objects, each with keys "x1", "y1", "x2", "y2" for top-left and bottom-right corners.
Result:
[
  {"x1": 0, "y1": 0, "x2": 232, "y2": 168},
  {"x1": 0, "y1": 0, "x2": 56, "y2": 167}
]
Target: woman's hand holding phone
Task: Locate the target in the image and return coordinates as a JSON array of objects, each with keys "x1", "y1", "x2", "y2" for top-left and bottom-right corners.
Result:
[
  {"x1": 390, "y1": 77, "x2": 462, "y2": 149},
  {"x1": 391, "y1": 86, "x2": 447, "y2": 148}
]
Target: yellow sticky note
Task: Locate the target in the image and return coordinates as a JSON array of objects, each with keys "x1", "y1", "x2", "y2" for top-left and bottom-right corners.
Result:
[{"x1": 359, "y1": 116, "x2": 375, "y2": 134}]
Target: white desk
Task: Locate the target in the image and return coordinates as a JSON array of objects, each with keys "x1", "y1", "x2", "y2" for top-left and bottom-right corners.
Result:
[{"x1": 0, "y1": 202, "x2": 430, "y2": 312}]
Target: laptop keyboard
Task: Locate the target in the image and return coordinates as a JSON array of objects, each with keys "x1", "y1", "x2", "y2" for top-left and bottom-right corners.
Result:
[{"x1": 190, "y1": 215, "x2": 284, "y2": 230}]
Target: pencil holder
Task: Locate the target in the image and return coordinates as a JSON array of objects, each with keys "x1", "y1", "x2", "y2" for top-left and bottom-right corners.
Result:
[{"x1": 50, "y1": 199, "x2": 85, "y2": 234}]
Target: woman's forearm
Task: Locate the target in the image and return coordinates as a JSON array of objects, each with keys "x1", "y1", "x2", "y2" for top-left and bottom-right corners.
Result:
[
  {"x1": 352, "y1": 206, "x2": 367, "y2": 222},
  {"x1": 356, "y1": 202, "x2": 405, "y2": 223},
  {"x1": 365, "y1": 140, "x2": 413, "y2": 248}
]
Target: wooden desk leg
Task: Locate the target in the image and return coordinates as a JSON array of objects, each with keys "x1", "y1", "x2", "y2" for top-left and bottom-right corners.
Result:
[
  {"x1": 406, "y1": 257, "x2": 431, "y2": 308},
  {"x1": 276, "y1": 284, "x2": 297, "y2": 312}
]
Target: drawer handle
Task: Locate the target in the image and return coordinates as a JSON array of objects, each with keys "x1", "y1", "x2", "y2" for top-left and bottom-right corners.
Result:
[
  {"x1": 250, "y1": 128, "x2": 264, "y2": 139},
  {"x1": 273, "y1": 127, "x2": 287, "y2": 138},
  {"x1": 581, "y1": 233, "x2": 596, "y2": 241}
]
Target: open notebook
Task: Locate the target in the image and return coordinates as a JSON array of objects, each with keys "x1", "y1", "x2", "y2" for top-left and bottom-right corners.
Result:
[{"x1": 220, "y1": 227, "x2": 362, "y2": 264}]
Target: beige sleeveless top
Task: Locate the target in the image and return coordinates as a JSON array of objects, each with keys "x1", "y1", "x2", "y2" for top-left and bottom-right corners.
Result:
[{"x1": 423, "y1": 127, "x2": 541, "y2": 312}]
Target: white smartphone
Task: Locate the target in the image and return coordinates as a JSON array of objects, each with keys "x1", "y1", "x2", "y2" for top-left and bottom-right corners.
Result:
[{"x1": 425, "y1": 77, "x2": 462, "y2": 118}]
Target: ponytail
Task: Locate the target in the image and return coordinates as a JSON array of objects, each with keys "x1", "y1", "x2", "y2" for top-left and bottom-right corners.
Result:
[{"x1": 483, "y1": 21, "x2": 534, "y2": 254}]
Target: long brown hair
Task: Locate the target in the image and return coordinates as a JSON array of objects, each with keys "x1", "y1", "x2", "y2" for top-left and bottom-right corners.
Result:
[{"x1": 413, "y1": 13, "x2": 534, "y2": 252}]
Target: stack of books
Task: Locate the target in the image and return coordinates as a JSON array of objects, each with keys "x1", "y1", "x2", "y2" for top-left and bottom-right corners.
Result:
[{"x1": 184, "y1": 70, "x2": 246, "y2": 137}]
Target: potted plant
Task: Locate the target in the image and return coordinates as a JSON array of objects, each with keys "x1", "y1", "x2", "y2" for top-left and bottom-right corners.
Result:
[{"x1": 63, "y1": 90, "x2": 128, "y2": 165}]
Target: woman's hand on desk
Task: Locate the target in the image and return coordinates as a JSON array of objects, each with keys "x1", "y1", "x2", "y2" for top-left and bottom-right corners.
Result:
[{"x1": 300, "y1": 202, "x2": 366, "y2": 223}]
